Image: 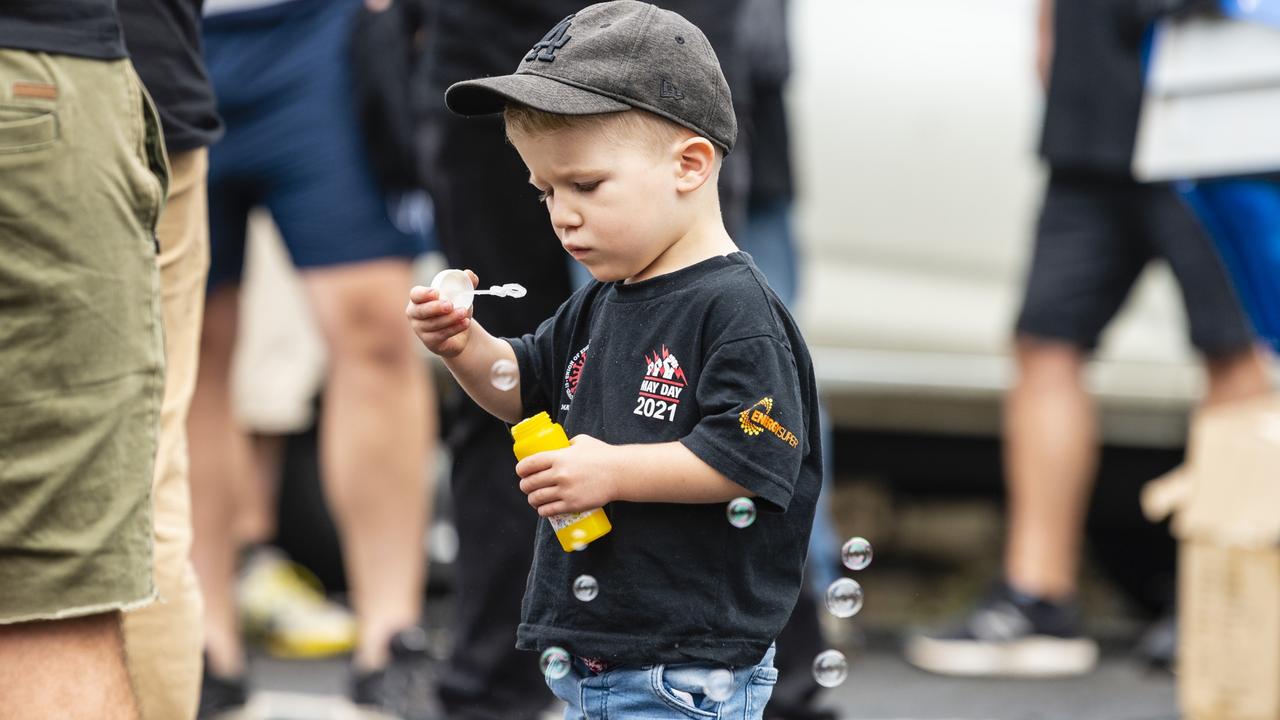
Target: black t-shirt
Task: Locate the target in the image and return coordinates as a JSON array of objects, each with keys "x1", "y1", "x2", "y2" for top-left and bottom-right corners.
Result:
[
  {"x1": 118, "y1": 0, "x2": 222, "y2": 151},
  {"x1": 0, "y1": 1, "x2": 126, "y2": 59},
  {"x1": 1039, "y1": 0, "x2": 1153, "y2": 173},
  {"x1": 506, "y1": 252, "x2": 822, "y2": 667}
]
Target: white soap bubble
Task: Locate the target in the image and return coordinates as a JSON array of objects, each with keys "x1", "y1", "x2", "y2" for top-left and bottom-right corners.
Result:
[
  {"x1": 825, "y1": 578, "x2": 864, "y2": 618},
  {"x1": 704, "y1": 668, "x2": 734, "y2": 701},
  {"x1": 812, "y1": 649, "x2": 849, "y2": 688},
  {"x1": 841, "y1": 536, "x2": 873, "y2": 571},
  {"x1": 726, "y1": 497, "x2": 756, "y2": 528},
  {"x1": 490, "y1": 359, "x2": 518, "y2": 391},
  {"x1": 540, "y1": 646, "x2": 571, "y2": 679},
  {"x1": 573, "y1": 574, "x2": 598, "y2": 602}
]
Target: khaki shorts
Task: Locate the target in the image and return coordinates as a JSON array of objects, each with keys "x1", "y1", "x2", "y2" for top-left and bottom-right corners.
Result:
[{"x1": 0, "y1": 50, "x2": 169, "y2": 623}]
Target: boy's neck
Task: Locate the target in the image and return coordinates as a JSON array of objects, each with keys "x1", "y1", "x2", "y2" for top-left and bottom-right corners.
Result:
[{"x1": 626, "y1": 213, "x2": 736, "y2": 284}]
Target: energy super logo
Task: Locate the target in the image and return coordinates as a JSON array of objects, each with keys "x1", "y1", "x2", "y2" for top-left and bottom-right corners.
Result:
[{"x1": 739, "y1": 397, "x2": 799, "y2": 448}]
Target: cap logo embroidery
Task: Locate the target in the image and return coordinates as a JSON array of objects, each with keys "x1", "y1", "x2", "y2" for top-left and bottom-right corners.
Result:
[
  {"x1": 526, "y1": 14, "x2": 575, "y2": 62},
  {"x1": 660, "y1": 78, "x2": 684, "y2": 99}
]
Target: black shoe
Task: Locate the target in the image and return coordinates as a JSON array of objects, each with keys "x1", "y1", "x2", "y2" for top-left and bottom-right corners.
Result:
[
  {"x1": 1135, "y1": 612, "x2": 1177, "y2": 671},
  {"x1": 352, "y1": 627, "x2": 442, "y2": 720},
  {"x1": 197, "y1": 656, "x2": 248, "y2": 719},
  {"x1": 903, "y1": 581, "x2": 1099, "y2": 677}
]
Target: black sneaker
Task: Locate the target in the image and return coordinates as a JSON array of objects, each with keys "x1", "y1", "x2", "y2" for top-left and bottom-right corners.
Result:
[
  {"x1": 197, "y1": 656, "x2": 248, "y2": 719},
  {"x1": 1135, "y1": 611, "x2": 1177, "y2": 671},
  {"x1": 903, "y1": 582, "x2": 1099, "y2": 677},
  {"x1": 352, "y1": 627, "x2": 442, "y2": 720}
]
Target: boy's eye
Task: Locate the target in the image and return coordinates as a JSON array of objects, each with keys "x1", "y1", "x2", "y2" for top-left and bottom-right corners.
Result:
[
  {"x1": 536, "y1": 188, "x2": 551, "y2": 203},
  {"x1": 574, "y1": 180, "x2": 601, "y2": 193}
]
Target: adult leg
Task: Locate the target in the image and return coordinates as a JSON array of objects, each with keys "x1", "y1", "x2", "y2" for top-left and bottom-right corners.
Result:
[
  {"x1": 1001, "y1": 173, "x2": 1149, "y2": 600},
  {"x1": 1203, "y1": 349, "x2": 1271, "y2": 406},
  {"x1": 0, "y1": 615, "x2": 139, "y2": 720},
  {"x1": 302, "y1": 258, "x2": 432, "y2": 670},
  {"x1": 905, "y1": 172, "x2": 1140, "y2": 676},
  {"x1": 1003, "y1": 338, "x2": 1095, "y2": 599},
  {"x1": 189, "y1": 286, "x2": 253, "y2": 678},
  {"x1": 123, "y1": 148, "x2": 211, "y2": 720},
  {"x1": 0, "y1": 52, "x2": 165, "y2": 713},
  {"x1": 1143, "y1": 182, "x2": 1273, "y2": 409}
]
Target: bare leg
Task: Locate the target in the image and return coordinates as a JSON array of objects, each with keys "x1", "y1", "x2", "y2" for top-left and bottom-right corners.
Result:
[
  {"x1": 122, "y1": 149, "x2": 210, "y2": 720},
  {"x1": 0, "y1": 614, "x2": 139, "y2": 720},
  {"x1": 232, "y1": 434, "x2": 285, "y2": 547},
  {"x1": 188, "y1": 287, "x2": 251, "y2": 677},
  {"x1": 304, "y1": 259, "x2": 434, "y2": 671},
  {"x1": 1203, "y1": 346, "x2": 1272, "y2": 408},
  {"x1": 1002, "y1": 337, "x2": 1097, "y2": 600}
]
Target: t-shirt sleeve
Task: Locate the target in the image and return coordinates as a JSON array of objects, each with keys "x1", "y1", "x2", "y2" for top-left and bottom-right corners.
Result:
[
  {"x1": 679, "y1": 335, "x2": 807, "y2": 512},
  {"x1": 506, "y1": 313, "x2": 559, "y2": 419}
]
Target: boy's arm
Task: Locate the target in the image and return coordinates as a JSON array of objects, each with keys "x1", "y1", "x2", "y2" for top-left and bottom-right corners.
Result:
[
  {"x1": 516, "y1": 436, "x2": 753, "y2": 517},
  {"x1": 440, "y1": 322, "x2": 525, "y2": 425},
  {"x1": 609, "y1": 441, "x2": 752, "y2": 504},
  {"x1": 407, "y1": 281, "x2": 525, "y2": 424}
]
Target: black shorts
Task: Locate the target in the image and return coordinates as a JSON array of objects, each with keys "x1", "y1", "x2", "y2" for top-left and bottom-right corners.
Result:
[{"x1": 1014, "y1": 170, "x2": 1255, "y2": 356}]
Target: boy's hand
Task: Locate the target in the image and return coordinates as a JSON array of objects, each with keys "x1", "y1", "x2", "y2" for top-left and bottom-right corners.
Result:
[
  {"x1": 406, "y1": 270, "x2": 477, "y2": 357},
  {"x1": 516, "y1": 435, "x2": 619, "y2": 517}
]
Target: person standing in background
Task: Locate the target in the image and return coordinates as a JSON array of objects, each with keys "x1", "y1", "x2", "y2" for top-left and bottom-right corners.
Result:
[
  {"x1": 905, "y1": 0, "x2": 1272, "y2": 678},
  {"x1": 0, "y1": 2, "x2": 169, "y2": 716},
  {"x1": 191, "y1": 1, "x2": 437, "y2": 717},
  {"x1": 115, "y1": 1, "x2": 225, "y2": 717}
]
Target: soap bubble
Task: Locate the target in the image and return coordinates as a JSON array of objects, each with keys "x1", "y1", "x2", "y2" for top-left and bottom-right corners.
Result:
[
  {"x1": 704, "y1": 668, "x2": 734, "y2": 701},
  {"x1": 841, "y1": 536, "x2": 873, "y2": 571},
  {"x1": 726, "y1": 497, "x2": 756, "y2": 528},
  {"x1": 573, "y1": 574, "x2": 598, "y2": 602},
  {"x1": 825, "y1": 578, "x2": 864, "y2": 618},
  {"x1": 540, "y1": 646, "x2": 571, "y2": 679},
  {"x1": 812, "y1": 649, "x2": 848, "y2": 688},
  {"x1": 490, "y1": 359, "x2": 518, "y2": 391}
]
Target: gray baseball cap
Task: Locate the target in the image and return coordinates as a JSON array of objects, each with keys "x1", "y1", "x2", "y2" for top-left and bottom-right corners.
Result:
[{"x1": 445, "y1": 1, "x2": 737, "y2": 153}]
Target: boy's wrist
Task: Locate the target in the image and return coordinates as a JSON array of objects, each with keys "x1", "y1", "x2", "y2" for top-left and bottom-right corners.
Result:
[{"x1": 602, "y1": 444, "x2": 632, "y2": 504}]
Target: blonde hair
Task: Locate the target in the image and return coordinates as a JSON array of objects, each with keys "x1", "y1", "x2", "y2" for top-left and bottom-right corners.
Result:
[{"x1": 503, "y1": 104, "x2": 720, "y2": 160}]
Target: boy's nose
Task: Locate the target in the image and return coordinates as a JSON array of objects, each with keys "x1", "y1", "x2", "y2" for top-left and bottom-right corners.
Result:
[{"x1": 549, "y1": 199, "x2": 582, "y2": 231}]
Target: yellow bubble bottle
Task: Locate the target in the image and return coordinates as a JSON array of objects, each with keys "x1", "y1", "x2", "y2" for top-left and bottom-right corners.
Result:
[{"x1": 511, "y1": 412, "x2": 613, "y2": 552}]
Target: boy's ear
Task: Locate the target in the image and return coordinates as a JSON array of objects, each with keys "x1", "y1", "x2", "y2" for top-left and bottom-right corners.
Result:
[{"x1": 673, "y1": 136, "x2": 717, "y2": 194}]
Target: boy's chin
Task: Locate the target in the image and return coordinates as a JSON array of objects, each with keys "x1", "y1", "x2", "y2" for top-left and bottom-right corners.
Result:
[{"x1": 584, "y1": 264, "x2": 628, "y2": 283}]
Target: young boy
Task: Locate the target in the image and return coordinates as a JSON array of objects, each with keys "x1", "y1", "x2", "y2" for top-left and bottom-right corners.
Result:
[{"x1": 407, "y1": 1, "x2": 822, "y2": 714}]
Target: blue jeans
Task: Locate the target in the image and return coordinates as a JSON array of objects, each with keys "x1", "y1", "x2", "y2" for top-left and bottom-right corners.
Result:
[{"x1": 548, "y1": 645, "x2": 778, "y2": 719}]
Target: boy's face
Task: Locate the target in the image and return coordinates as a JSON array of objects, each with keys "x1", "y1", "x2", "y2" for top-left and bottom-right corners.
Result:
[{"x1": 510, "y1": 122, "x2": 684, "y2": 283}]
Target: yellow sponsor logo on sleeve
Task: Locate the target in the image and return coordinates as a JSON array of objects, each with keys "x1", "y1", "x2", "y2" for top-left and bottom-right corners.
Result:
[{"x1": 739, "y1": 397, "x2": 799, "y2": 448}]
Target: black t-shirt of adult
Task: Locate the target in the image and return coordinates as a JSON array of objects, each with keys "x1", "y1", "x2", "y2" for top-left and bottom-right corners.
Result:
[
  {"x1": 507, "y1": 252, "x2": 823, "y2": 667},
  {"x1": 0, "y1": 1, "x2": 126, "y2": 59},
  {"x1": 118, "y1": 0, "x2": 223, "y2": 151},
  {"x1": 1039, "y1": 0, "x2": 1153, "y2": 174}
]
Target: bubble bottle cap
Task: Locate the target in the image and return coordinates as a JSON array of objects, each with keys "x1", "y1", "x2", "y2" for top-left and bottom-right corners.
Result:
[{"x1": 430, "y1": 269, "x2": 475, "y2": 310}]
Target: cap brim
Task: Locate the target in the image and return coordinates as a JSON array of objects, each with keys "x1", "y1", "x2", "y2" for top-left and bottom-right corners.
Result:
[{"x1": 446, "y1": 73, "x2": 631, "y2": 117}]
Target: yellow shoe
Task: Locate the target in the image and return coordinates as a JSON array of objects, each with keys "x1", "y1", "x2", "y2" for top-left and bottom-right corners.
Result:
[{"x1": 237, "y1": 548, "x2": 357, "y2": 659}]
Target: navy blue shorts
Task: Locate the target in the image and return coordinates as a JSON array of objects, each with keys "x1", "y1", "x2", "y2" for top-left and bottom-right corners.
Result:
[
  {"x1": 1015, "y1": 170, "x2": 1255, "y2": 356},
  {"x1": 203, "y1": 0, "x2": 426, "y2": 288}
]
